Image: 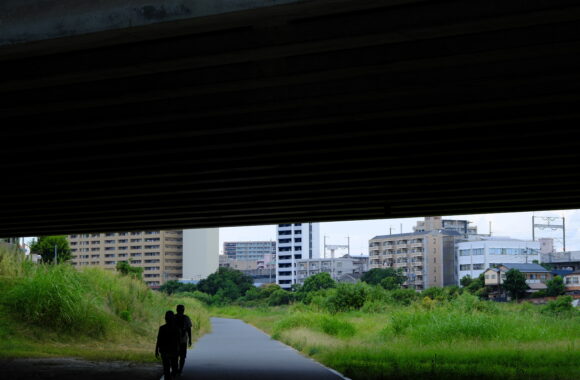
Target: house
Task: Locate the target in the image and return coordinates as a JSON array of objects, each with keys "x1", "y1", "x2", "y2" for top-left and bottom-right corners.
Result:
[
  {"x1": 483, "y1": 263, "x2": 553, "y2": 292},
  {"x1": 563, "y1": 271, "x2": 580, "y2": 294}
]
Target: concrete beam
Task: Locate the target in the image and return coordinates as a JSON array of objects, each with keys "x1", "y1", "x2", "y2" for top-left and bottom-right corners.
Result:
[{"x1": 0, "y1": 0, "x2": 308, "y2": 46}]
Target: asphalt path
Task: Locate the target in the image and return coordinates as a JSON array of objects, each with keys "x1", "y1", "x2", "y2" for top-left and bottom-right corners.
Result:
[{"x1": 175, "y1": 317, "x2": 346, "y2": 380}]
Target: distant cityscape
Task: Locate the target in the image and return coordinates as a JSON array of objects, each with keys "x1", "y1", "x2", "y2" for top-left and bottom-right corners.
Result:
[{"x1": 4, "y1": 214, "x2": 578, "y2": 293}]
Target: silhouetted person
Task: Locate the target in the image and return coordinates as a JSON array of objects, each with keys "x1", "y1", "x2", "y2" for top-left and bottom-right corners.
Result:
[
  {"x1": 156, "y1": 310, "x2": 180, "y2": 379},
  {"x1": 174, "y1": 304, "x2": 193, "y2": 374}
]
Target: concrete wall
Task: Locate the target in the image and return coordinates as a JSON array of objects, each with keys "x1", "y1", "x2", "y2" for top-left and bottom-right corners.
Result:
[
  {"x1": 0, "y1": 0, "x2": 307, "y2": 46},
  {"x1": 182, "y1": 228, "x2": 219, "y2": 281}
]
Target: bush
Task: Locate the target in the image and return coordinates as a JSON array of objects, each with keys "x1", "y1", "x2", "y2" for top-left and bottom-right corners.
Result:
[
  {"x1": 301, "y1": 272, "x2": 336, "y2": 293},
  {"x1": 325, "y1": 283, "x2": 368, "y2": 313},
  {"x1": 268, "y1": 289, "x2": 294, "y2": 306},
  {"x1": 390, "y1": 288, "x2": 417, "y2": 306},
  {"x1": 542, "y1": 296, "x2": 575, "y2": 316}
]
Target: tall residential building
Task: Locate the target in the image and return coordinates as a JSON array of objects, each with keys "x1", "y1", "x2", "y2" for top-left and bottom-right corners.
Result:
[
  {"x1": 457, "y1": 237, "x2": 540, "y2": 284},
  {"x1": 276, "y1": 223, "x2": 320, "y2": 290},
  {"x1": 414, "y1": 216, "x2": 478, "y2": 235},
  {"x1": 182, "y1": 228, "x2": 219, "y2": 282},
  {"x1": 69, "y1": 230, "x2": 183, "y2": 287},
  {"x1": 369, "y1": 217, "x2": 475, "y2": 289},
  {"x1": 70, "y1": 228, "x2": 220, "y2": 286},
  {"x1": 223, "y1": 241, "x2": 276, "y2": 261}
]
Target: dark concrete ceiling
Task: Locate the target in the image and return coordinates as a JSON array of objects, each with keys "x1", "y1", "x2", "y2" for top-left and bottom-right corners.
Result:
[{"x1": 1, "y1": 0, "x2": 580, "y2": 237}]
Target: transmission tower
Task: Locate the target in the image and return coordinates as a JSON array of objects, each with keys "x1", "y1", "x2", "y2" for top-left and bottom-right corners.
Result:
[{"x1": 532, "y1": 216, "x2": 566, "y2": 252}]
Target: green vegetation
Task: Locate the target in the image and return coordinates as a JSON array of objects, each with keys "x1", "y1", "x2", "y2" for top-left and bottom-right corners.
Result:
[
  {"x1": 209, "y1": 276, "x2": 579, "y2": 380},
  {"x1": 361, "y1": 267, "x2": 406, "y2": 290},
  {"x1": 546, "y1": 276, "x2": 566, "y2": 297},
  {"x1": 503, "y1": 269, "x2": 528, "y2": 300},
  {"x1": 0, "y1": 246, "x2": 209, "y2": 362},
  {"x1": 28, "y1": 236, "x2": 71, "y2": 264}
]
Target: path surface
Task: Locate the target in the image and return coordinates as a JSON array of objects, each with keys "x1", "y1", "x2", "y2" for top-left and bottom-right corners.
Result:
[{"x1": 178, "y1": 317, "x2": 345, "y2": 380}]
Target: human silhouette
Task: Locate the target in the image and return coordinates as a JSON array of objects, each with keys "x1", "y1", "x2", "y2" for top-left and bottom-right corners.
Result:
[
  {"x1": 174, "y1": 304, "x2": 193, "y2": 374},
  {"x1": 156, "y1": 310, "x2": 180, "y2": 379}
]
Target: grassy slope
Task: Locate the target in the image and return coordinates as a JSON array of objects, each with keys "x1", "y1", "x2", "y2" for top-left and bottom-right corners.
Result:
[
  {"x1": 212, "y1": 297, "x2": 580, "y2": 380},
  {"x1": 0, "y1": 249, "x2": 210, "y2": 362}
]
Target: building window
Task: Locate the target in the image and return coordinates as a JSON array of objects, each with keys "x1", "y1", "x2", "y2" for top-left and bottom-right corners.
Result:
[
  {"x1": 460, "y1": 264, "x2": 471, "y2": 271},
  {"x1": 473, "y1": 264, "x2": 484, "y2": 270}
]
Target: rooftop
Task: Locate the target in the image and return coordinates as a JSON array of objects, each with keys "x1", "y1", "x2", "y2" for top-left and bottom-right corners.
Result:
[{"x1": 500, "y1": 263, "x2": 550, "y2": 273}]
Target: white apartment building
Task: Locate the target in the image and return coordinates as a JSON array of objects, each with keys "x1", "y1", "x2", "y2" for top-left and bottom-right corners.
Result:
[
  {"x1": 276, "y1": 223, "x2": 320, "y2": 289},
  {"x1": 457, "y1": 236, "x2": 540, "y2": 283}
]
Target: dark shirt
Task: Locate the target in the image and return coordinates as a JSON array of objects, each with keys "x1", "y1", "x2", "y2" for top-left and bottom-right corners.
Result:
[{"x1": 156, "y1": 323, "x2": 180, "y2": 355}]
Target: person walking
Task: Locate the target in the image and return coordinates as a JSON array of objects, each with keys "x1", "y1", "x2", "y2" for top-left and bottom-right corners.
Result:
[
  {"x1": 156, "y1": 310, "x2": 181, "y2": 380},
  {"x1": 174, "y1": 304, "x2": 193, "y2": 374}
]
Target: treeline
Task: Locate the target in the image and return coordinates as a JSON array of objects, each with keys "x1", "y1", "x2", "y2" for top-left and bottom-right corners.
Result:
[{"x1": 158, "y1": 267, "x2": 575, "y2": 315}]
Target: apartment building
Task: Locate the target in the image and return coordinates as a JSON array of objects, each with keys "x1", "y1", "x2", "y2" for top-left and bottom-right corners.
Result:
[
  {"x1": 369, "y1": 217, "x2": 471, "y2": 289},
  {"x1": 69, "y1": 230, "x2": 183, "y2": 287},
  {"x1": 414, "y1": 218, "x2": 478, "y2": 235},
  {"x1": 457, "y1": 237, "x2": 540, "y2": 283},
  {"x1": 223, "y1": 241, "x2": 276, "y2": 261},
  {"x1": 295, "y1": 256, "x2": 368, "y2": 285},
  {"x1": 276, "y1": 223, "x2": 320, "y2": 289},
  {"x1": 219, "y1": 253, "x2": 276, "y2": 271}
]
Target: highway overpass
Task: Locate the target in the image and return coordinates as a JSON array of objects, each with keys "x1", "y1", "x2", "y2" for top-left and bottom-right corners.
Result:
[{"x1": 1, "y1": 0, "x2": 580, "y2": 236}]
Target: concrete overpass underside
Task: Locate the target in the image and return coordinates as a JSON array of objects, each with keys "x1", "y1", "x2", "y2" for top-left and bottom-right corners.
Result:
[{"x1": 1, "y1": 0, "x2": 580, "y2": 236}]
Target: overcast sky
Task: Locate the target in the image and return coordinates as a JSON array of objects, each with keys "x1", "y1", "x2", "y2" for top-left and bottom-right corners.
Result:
[{"x1": 219, "y1": 209, "x2": 580, "y2": 256}]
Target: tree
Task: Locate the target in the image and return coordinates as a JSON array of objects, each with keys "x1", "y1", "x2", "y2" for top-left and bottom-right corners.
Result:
[
  {"x1": 502, "y1": 269, "x2": 528, "y2": 301},
  {"x1": 361, "y1": 268, "x2": 406, "y2": 287},
  {"x1": 301, "y1": 272, "x2": 336, "y2": 293},
  {"x1": 380, "y1": 275, "x2": 405, "y2": 290},
  {"x1": 460, "y1": 275, "x2": 473, "y2": 287},
  {"x1": 29, "y1": 236, "x2": 71, "y2": 264},
  {"x1": 196, "y1": 267, "x2": 254, "y2": 300},
  {"x1": 545, "y1": 276, "x2": 565, "y2": 297}
]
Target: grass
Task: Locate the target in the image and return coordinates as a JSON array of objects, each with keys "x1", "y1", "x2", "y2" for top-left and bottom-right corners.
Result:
[
  {"x1": 211, "y1": 294, "x2": 580, "y2": 379},
  {"x1": 0, "y1": 247, "x2": 210, "y2": 362}
]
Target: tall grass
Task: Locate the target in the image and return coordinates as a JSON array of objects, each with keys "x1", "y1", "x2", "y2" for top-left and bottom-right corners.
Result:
[
  {"x1": 0, "y1": 247, "x2": 209, "y2": 361},
  {"x1": 211, "y1": 292, "x2": 580, "y2": 380}
]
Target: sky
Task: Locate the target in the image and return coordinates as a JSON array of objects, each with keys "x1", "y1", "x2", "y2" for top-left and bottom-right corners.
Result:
[{"x1": 218, "y1": 209, "x2": 580, "y2": 256}]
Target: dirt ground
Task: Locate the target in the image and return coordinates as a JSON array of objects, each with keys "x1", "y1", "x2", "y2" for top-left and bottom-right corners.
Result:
[{"x1": 0, "y1": 357, "x2": 162, "y2": 380}]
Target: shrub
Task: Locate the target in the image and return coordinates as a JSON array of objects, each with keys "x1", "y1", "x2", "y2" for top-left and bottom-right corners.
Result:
[
  {"x1": 301, "y1": 272, "x2": 336, "y2": 293},
  {"x1": 325, "y1": 283, "x2": 368, "y2": 313},
  {"x1": 542, "y1": 296, "x2": 575, "y2": 316},
  {"x1": 268, "y1": 289, "x2": 293, "y2": 306},
  {"x1": 390, "y1": 288, "x2": 417, "y2": 306}
]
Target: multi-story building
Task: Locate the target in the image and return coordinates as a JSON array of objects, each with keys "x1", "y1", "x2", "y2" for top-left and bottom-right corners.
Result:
[
  {"x1": 69, "y1": 230, "x2": 183, "y2": 287},
  {"x1": 223, "y1": 241, "x2": 276, "y2": 261},
  {"x1": 369, "y1": 217, "x2": 472, "y2": 290},
  {"x1": 295, "y1": 255, "x2": 368, "y2": 285},
  {"x1": 414, "y1": 217, "x2": 478, "y2": 235},
  {"x1": 219, "y1": 253, "x2": 275, "y2": 271},
  {"x1": 276, "y1": 223, "x2": 320, "y2": 289},
  {"x1": 457, "y1": 237, "x2": 540, "y2": 283}
]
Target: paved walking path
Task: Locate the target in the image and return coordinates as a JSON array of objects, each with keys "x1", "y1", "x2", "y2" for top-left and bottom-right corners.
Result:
[{"x1": 177, "y1": 317, "x2": 345, "y2": 380}]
